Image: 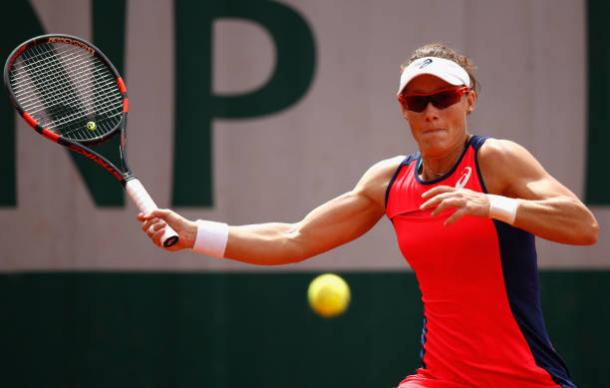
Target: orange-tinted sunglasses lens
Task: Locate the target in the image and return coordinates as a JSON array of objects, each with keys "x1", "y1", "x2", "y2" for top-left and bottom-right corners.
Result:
[{"x1": 399, "y1": 87, "x2": 469, "y2": 112}]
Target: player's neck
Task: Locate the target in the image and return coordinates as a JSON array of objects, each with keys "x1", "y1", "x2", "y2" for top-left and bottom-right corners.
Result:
[{"x1": 419, "y1": 135, "x2": 470, "y2": 180}]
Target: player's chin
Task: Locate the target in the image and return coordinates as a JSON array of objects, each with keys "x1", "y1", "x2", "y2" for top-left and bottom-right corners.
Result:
[{"x1": 417, "y1": 132, "x2": 452, "y2": 152}]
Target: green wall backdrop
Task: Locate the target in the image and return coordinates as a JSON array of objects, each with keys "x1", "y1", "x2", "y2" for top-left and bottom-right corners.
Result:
[{"x1": 1, "y1": 272, "x2": 609, "y2": 388}]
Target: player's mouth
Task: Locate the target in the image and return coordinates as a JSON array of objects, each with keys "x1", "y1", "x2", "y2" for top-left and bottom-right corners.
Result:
[{"x1": 421, "y1": 128, "x2": 446, "y2": 135}]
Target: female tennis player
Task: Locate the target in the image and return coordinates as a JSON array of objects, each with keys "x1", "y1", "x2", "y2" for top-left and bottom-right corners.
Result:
[{"x1": 139, "y1": 43, "x2": 598, "y2": 387}]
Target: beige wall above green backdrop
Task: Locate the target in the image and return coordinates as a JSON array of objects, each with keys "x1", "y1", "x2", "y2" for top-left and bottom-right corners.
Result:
[{"x1": 1, "y1": 0, "x2": 608, "y2": 271}]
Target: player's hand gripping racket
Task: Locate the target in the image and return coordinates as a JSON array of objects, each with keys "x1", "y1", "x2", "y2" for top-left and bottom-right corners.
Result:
[{"x1": 4, "y1": 34, "x2": 179, "y2": 247}]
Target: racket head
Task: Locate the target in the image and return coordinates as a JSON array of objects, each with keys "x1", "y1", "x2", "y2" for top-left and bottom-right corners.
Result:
[{"x1": 4, "y1": 34, "x2": 128, "y2": 145}]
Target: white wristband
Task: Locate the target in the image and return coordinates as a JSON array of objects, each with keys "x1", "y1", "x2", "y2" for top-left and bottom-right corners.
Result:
[
  {"x1": 487, "y1": 194, "x2": 518, "y2": 225},
  {"x1": 192, "y1": 220, "x2": 229, "y2": 258}
]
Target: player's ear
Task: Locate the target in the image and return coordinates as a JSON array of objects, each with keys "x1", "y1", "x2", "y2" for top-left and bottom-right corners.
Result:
[
  {"x1": 400, "y1": 104, "x2": 409, "y2": 121},
  {"x1": 466, "y1": 89, "x2": 477, "y2": 115}
]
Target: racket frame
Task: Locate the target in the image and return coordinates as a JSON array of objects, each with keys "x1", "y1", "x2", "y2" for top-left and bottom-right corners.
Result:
[
  {"x1": 4, "y1": 34, "x2": 132, "y2": 182},
  {"x1": 4, "y1": 34, "x2": 178, "y2": 248}
]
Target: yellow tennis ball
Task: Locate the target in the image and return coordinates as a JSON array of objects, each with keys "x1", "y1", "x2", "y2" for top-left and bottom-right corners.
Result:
[
  {"x1": 86, "y1": 121, "x2": 97, "y2": 131},
  {"x1": 307, "y1": 273, "x2": 351, "y2": 318}
]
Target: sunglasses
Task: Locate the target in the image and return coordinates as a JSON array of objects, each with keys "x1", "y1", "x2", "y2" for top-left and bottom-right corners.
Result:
[{"x1": 398, "y1": 87, "x2": 470, "y2": 113}]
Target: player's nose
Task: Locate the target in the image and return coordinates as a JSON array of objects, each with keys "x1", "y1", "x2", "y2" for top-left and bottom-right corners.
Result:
[{"x1": 422, "y1": 102, "x2": 440, "y2": 121}]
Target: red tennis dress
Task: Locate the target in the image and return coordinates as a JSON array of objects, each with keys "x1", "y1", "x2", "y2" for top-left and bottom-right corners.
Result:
[{"x1": 385, "y1": 136, "x2": 575, "y2": 388}]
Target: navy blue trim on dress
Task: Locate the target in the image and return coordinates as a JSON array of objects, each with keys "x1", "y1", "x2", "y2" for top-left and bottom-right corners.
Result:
[
  {"x1": 419, "y1": 317, "x2": 428, "y2": 369},
  {"x1": 495, "y1": 221, "x2": 576, "y2": 388},
  {"x1": 470, "y1": 134, "x2": 488, "y2": 150},
  {"x1": 471, "y1": 135, "x2": 489, "y2": 193},
  {"x1": 385, "y1": 153, "x2": 418, "y2": 209}
]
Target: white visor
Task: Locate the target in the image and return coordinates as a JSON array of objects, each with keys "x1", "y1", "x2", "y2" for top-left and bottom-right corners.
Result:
[{"x1": 397, "y1": 57, "x2": 471, "y2": 96}]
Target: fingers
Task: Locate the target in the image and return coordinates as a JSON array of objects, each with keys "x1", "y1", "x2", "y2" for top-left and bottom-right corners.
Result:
[
  {"x1": 142, "y1": 219, "x2": 169, "y2": 247},
  {"x1": 141, "y1": 216, "x2": 164, "y2": 232},
  {"x1": 137, "y1": 208, "x2": 172, "y2": 222},
  {"x1": 137, "y1": 208, "x2": 193, "y2": 250},
  {"x1": 444, "y1": 208, "x2": 468, "y2": 226},
  {"x1": 142, "y1": 218, "x2": 166, "y2": 240},
  {"x1": 420, "y1": 191, "x2": 455, "y2": 211},
  {"x1": 421, "y1": 185, "x2": 454, "y2": 199},
  {"x1": 150, "y1": 225, "x2": 168, "y2": 246},
  {"x1": 420, "y1": 187, "x2": 479, "y2": 225},
  {"x1": 142, "y1": 219, "x2": 165, "y2": 233},
  {"x1": 430, "y1": 197, "x2": 465, "y2": 217}
]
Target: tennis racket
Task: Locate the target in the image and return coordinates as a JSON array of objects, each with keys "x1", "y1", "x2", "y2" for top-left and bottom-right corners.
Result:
[{"x1": 4, "y1": 34, "x2": 179, "y2": 248}]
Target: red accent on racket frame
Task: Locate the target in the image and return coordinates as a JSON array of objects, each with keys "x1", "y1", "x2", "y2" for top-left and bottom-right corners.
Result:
[
  {"x1": 22, "y1": 112, "x2": 59, "y2": 142},
  {"x1": 68, "y1": 144, "x2": 124, "y2": 181},
  {"x1": 7, "y1": 44, "x2": 29, "y2": 69},
  {"x1": 117, "y1": 77, "x2": 127, "y2": 93},
  {"x1": 41, "y1": 129, "x2": 60, "y2": 142},
  {"x1": 123, "y1": 98, "x2": 129, "y2": 113},
  {"x1": 22, "y1": 112, "x2": 38, "y2": 129}
]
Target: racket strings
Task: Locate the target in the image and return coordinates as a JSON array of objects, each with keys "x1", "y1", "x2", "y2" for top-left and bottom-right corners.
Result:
[
  {"x1": 15, "y1": 43, "x2": 121, "y2": 118},
  {"x1": 10, "y1": 45, "x2": 83, "y2": 86},
  {"x1": 11, "y1": 46, "x2": 101, "y2": 108},
  {"x1": 10, "y1": 43, "x2": 120, "y2": 142},
  {"x1": 25, "y1": 77, "x2": 122, "y2": 127},
  {"x1": 10, "y1": 45, "x2": 79, "y2": 75},
  {"x1": 13, "y1": 55, "x2": 110, "y2": 102},
  {"x1": 15, "y1": 68, "x2": 117, "y2": 115},
  {"x1": 11, "y1": 46, "x2": 113, "y2": 98},
  {"x1": 9, "y1": 42, "x2": 123, "y2": 142}
]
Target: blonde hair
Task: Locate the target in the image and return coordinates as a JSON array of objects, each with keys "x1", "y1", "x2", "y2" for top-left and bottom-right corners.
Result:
[{"x1": 402, "y1": 43, "x2": 480, "y2": 93}]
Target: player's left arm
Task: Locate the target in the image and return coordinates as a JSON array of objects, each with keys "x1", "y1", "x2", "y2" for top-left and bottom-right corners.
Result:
[{"x1": 421, "y1": 139, "x2": 599, "y2": 245}]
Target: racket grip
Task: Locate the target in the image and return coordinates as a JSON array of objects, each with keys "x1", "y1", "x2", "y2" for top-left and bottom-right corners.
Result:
[{"x1": 125, "y1": 178, "x2": 179, "y2": 248}]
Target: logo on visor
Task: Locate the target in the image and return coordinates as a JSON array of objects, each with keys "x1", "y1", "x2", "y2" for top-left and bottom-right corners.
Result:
[{"x1": 419, "y1": 58, "x2": 433, "y2": 69}]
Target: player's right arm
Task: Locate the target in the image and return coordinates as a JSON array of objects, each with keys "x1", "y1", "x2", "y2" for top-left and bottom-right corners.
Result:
[{"x1": 138, "y1": 156, "x2": 403, "y2": 265}]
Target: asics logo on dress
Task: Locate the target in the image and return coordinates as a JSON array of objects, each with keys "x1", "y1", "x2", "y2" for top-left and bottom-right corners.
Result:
[{"x1": 455, "y1": 167, "x2": 472, "y2": 189}]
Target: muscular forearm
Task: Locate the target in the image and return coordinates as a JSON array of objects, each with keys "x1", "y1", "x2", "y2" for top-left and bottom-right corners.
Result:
[
  {"x1": 224, "y1": 222, "x2": 307, "y2": 265},
  {"x1": 223, "y1": 193, "x2": 383, "y2": 264},
  {"x1": 512, "y1": 196, "x2": 599, "y2": 245},
  {"x1": 420, "y1": 186, "x2": 599, "y2": 245}
]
